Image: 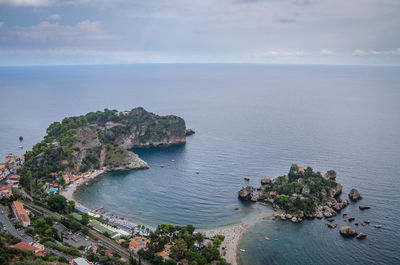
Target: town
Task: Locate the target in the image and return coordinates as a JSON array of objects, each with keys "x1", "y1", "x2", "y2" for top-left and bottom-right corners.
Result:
[{"x1": 0, "y1": 153, "x2": 229, "y2": 265}]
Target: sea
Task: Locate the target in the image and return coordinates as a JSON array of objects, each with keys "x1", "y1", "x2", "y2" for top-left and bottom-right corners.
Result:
[{"x1": 0, "y1": 64, "x2": 399, "y2": 265}]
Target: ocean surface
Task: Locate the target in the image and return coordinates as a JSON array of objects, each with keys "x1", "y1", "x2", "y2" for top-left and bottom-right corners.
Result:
[{"x1": 0, "y1": 64, "x2": 399, "y2": 264}]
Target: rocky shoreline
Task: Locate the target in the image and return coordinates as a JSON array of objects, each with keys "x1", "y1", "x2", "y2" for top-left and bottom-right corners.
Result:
[{"x1": 237, "y1": 164, "x2": 372, "y2": 241}]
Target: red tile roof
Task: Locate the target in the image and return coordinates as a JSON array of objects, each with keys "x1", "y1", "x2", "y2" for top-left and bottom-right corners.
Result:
[
  {"x1": 9, "y1": 174, "x2": 19, "y2": 180},
  {"x1": 10, "y1": 242, "x2": 38, "y2": 252}
]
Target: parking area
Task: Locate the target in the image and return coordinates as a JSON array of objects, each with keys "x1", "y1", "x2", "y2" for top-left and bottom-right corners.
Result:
[{"x1": 53, "y1": 222, "x2": 94, "y2": 248}]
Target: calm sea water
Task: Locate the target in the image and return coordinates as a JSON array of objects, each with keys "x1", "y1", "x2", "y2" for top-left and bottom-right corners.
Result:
[{"x1": 0, "y1": 64, "x2": 399, "y2": 264}]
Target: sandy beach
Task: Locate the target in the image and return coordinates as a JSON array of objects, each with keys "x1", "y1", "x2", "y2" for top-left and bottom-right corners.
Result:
[
  {"x1": 202, "y1": 223, "x2": 248, "y2": 265},
  {"x1": 60, "y1": 169, "x2": 105, "y2": 202}
]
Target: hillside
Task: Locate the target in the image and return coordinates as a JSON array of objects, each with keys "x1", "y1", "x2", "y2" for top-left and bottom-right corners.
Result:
[{"x1": 19, "y1": 107, "x2": 187, "y2": 180}]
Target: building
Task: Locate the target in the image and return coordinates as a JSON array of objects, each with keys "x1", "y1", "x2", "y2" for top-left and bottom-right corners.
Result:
[
  {"x1": 10, "y1": 242, "x2": 47, "y2": 257},
  {"x1": 269, "y1": 191, "x2": 277, "y2": 199},
  {"x1": 71, "y1": 257, "x2": 93, "y2": 265},
  {"x1": 129, "y1": 236, "x2": 150, "y2": 253},
  {"x1": 0, "y1": 184, "x2": 12, "y2": 198},
  {"x1": 4, "y1": 154, "x2": 24, "y2": 170},
  {"x1": 11, "y1": 201, "x2": 31, "y2": 227},
  {"x1": 298, "y1": 166, "x2": 305, "y2": 173},
  {"x1": 156, "y1": 244, "x2": 172, "y2": 259},
  {"x1": 8, "y1": 174, "x2": 20, "y2": 188}
]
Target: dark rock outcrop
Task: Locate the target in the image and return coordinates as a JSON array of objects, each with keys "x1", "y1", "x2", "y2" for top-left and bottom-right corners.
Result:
[
  {"x1": 185, "y1": 129, "x2": 195, "y2": 136},
  {"x1": 339, "y1": 226, "x2": 357, "y2": 237},
  {"x1": 349, "y1": 189, "x2": 362, "y2": 201},
  {"x1": 261, "y1": 177, "x2": 272, "y2": 185},
  {"x1": 327, "y1": 223, "x2": 337, "y2": 229},
  {"x1": 356, "y1": 233, "x2": 367, "y2": 239},
  {"x1": 238, "y1": 186, "x2": 257, "y2": 202},
  {"x1": 324, "y1": 170, "x2": 337, "y2": 180}
]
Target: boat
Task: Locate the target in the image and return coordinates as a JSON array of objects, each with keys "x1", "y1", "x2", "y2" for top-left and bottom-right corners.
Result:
[
  {"x1": 19, "y1": 136, "x2": 23, "y2": 141},
  {"x1": 265, "y1": 237, "x2": 270, "y2": 240},
  {"x1": 18, "y1": 146, "x2": 23, "y2": 149},
  {"x1": 239, "y1": 249, "x2": 246, "y2": 252},
  {"x1": 375, "y1": 225, "x2": 382, "y2": 228}
]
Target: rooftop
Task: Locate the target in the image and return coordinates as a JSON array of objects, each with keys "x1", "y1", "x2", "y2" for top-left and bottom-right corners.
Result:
[{"x1": 10, "y1": 242, "x2": 38, "y2": 252}]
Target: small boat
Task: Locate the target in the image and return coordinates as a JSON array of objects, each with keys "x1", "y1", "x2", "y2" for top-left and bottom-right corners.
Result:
[
  {"x1": 18, "y1": 146, "x2": 23, "y2": 149},
  {"x1": 239, "y1": 249, "x2": 246, "y2": 252},
  {"x1": 244, "y1": 177, "x2": 250, "y2": 181},
  {"x1": 19, "y1": 136, "x2": 23, "y2": 141},
  {"x1": 265, "y1": 237, "x2": 270, "y2": 240},
  {"x1": 375, "y1": 225, "x2": 382, "y2": 228}
]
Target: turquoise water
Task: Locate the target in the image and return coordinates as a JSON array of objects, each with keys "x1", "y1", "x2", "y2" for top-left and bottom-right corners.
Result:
[{"x1": 1, "y1": 64, "x2": 399, "y2": 264}]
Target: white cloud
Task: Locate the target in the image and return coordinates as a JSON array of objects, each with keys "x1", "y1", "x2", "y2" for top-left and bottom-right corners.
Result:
[
  {"x1": 353, "y1": 48, "x2": 400, "y2": 56},
  {"x1": 319, "y1": 49, "x2": 333, "y2": 55},
  {"x1": 254, "y1": 50, "x2": 305, "y2": 57},
  {"x1": 0, "y1": 0, "x2": 54, "y2": 7},
  {"x1": 0, "y1": 20, "x2": 109, "y2": 43},
  {"x1": 48, "y1": 13, "x2": 61, "y2": 20},
  {"x1": 0, "y1": 22, "x2": 4, "y2": 28}
]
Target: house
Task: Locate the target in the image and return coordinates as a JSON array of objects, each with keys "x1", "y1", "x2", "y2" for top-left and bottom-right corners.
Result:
[
  {"x1": 0, "y1": 184, "x2": 12, "y2": 198},
  {"x1": 8, "y1": 174, "x2": 20, "y2": 188},
  {"x1": 129, "y1": 236, "x2": 150, "y2": 253},
  {"x1": 71, "y1": 257, "x2": 93, "y2": 265},
  {"x1": 11, "y1": 201, "x2": 31, "y2": 227},
  {"x1": 10, "y1": 242, "x2": 47, "y2": 257},
  {"x1": 105, "y1": 249, "x2": 113, "y2": 257},
  {"x1": 69, "y1": 175, "x2": 81, "y2": 183},
  {"x1": 156, "y1": 244, "x2": 172, "y2": 259},
  {"x1": 298, "y1": 166, "x2": 305, "y2": 173},
  {"x1": 269, "y1": 191, "x2": 277, "y2": 199}
]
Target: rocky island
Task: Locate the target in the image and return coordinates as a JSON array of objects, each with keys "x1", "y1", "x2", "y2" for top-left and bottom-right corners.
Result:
[
  {"x1": 19, "y1": 107, "x2": 189, "y2": 179},
  {"x1": 238, "y1": 164, "x2": 348, "y2": 222}
]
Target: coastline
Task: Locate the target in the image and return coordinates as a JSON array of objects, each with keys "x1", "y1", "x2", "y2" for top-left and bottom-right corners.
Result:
[
  {"x1": 60, "y1": 169, "x2": 272, "y2": 265},
  {"x1": 60, "y1": 169, "x2": 105, "y2": 203}
]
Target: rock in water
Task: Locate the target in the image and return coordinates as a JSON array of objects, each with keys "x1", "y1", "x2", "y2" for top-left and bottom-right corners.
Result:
[
  {"x1": 260, "y1": 177, "x2": 272, "y2": 185},
  {"x1": 324, "y1": 170, "x2": 336, "y2": 180},
  {"x1": 356, "y1": 233, "x2": 367, "y2": 239},
  {"x1": 185, "y1": 128, "x2": 195, "y2": 136},
  {"x1": 323, "y1": 207, "x2": 336, "y2": 218},
  {"x1": 348, "y1": 188, "x2": 362, "y2": 201},
  {"x1": 238, "y1": 186, "x2": 256, "y2": 201},
  {"x1": 359, "y1": 205, "x2": 370, "y2": 210},
  {"x1": 339, "y1": 195, "x2": 349, "y2": 206},
  {"x1": 244, "y1": 177, "x2": 250, "y2": 181},
  {"x1": 339, "y1": 226, "x2": 357, "y2": 237},
  {"x1": 327, "y1": 223, "x2": 337, "y2": 229}
]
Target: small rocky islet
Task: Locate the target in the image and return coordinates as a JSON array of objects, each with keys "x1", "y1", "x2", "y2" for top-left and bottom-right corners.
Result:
[{"x1": 238, "y1": 164, "x2": 370, "y2": 239}]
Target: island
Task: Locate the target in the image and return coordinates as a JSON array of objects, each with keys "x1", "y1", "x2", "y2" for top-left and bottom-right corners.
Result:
[
  {"x1": 19, "y1": 107, "x2": 187, "y2": 185},
  {"x1": 238, "y1": 164, "x2": 348, "y2": 222}
]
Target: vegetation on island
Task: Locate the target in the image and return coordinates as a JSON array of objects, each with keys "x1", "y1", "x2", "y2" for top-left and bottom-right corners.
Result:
[
  {"x1": 18, "y1": 107, "x2": 186, "y2": 193},
  {"x1": 240, "y1": 164, "x2": 344, "y2": 220}
]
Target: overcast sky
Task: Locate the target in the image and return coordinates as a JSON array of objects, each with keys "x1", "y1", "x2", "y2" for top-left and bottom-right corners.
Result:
[{"x1": 0, "y1": 0, "x2": 399, "y2": 65}]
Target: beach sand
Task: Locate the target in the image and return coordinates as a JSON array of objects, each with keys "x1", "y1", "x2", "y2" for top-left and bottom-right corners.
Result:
[
  {"x1": 60, "y1": 169, "x2": 104, "y2": 202},
  {"x1": 60, "y1": 169, "x2": 276, "y2": 265}
]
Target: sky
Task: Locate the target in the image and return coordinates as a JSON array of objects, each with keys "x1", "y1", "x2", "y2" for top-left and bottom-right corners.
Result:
[{"x1": 0, "y1": 0, "x2": 399, "y2": 66}]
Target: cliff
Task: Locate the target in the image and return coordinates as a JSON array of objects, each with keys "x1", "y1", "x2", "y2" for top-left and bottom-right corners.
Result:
[{"x1": 19, "y1": 107, "x2": 187, "y2": 178}]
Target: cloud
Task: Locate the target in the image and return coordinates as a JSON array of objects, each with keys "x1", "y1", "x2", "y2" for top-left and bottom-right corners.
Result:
[
  {"x1": 0, "y1": 0, "x2": 54, "y2": 7},
  {"x1": 353, "y1": 48, "x2": 400, "y2": 56},
  {"x1": 48, "y1": 13, "x2": 61, "y2": 20},
  {"x1": 319, "y1": 49, "x2": 333, "y2": 55},
  {"x1": 0, "y1": 20, "x2": 109, "y2": 43},
  {"x1": 254, "y1": 50, "x2": 305, "y2": 57}
]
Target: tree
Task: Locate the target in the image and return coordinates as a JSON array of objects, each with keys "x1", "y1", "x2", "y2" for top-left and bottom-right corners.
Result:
[
  {"x1": 81, "y1": 213, "x2": 89, "y2": 225},
  {"x1": 46, "y1": 195, "x2": 68, "y2": 213}
]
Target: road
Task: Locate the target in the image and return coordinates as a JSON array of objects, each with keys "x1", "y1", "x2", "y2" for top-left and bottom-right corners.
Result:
[
  {"x1": 0, "y1": 204, "x2": 32, "y2": 242},
  {"x1": 23, "y1": 202, "x2": 144, "y2": 263},
  {"x1": 0, "y1": 204, "x2": 73, "y2": 261}
]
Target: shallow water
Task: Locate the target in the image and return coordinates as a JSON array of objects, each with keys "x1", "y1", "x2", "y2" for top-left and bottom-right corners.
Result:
[{"x1": 1, "y1": 64, "x2": 399, "y2": 264}]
